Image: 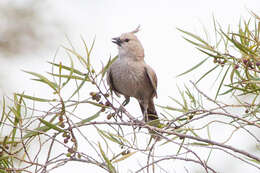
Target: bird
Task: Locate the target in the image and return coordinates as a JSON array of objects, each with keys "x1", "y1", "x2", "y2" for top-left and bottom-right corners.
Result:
[{"x1": 106, "y1": 26, "x2": 158, "y2": 123}]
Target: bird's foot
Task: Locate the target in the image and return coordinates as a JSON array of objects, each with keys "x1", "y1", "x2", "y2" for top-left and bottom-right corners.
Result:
[
  {"x1": 122, "y1": 97, "x2": 130, "y2": 106},
  {"x1": 115, "y1": 105, "x2": 125, "y2": 118}
]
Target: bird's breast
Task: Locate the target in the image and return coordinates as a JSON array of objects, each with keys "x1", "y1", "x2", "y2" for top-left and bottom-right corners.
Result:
[{"x1": 110, "y1": 59, "x2": 153, "y2": 99}]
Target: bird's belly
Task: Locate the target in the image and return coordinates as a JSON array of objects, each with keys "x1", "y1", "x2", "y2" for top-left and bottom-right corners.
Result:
[{"x1": 111, "y1": 63, "x2": 152, "y2": 99}]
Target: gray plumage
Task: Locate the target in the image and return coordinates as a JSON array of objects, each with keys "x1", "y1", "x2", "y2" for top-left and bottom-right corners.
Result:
[{"x1": 107, "y1": 27, "x2": 158, "y2": 122}]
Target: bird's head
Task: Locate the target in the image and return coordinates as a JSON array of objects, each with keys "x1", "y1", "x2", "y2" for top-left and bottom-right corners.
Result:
[{"x1": 112, "y1": 26, "x2": 144, "y2": 60}]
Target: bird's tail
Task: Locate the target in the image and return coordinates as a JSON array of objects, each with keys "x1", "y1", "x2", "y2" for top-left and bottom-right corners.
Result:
[
  {"x1": 139, "y1": 99, "x2": 161, "y2": 138},
  {"x1": 147, "y1": 99, "x2": 158, "y2": 121},
  {"x1": 139, "y1": 99, "x2": 158, "y2": 122}
]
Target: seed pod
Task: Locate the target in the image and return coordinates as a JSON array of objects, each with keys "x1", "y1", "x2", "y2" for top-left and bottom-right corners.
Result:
[
  {"x1": 90, "y1": 92, "x2": 96, "y2": 96},
  {"x1": 68, "y1": 148, "x2": 74, "y2": 153},
  {"x1": 242, "y1": 59, "x2": 248, "y2": 65},
  {"x1": 105, "y1": 101, "x2": 111, "y2": 107},
  {"x1": 59, "y1": 116, "x2": 64, "y2": 122},
  {"x1": 77, "y1": 153, "x2": 81, "y2": 159},
  {"x1": 59, "y1": 123, "x2": 65, "y2": 128},
  {"x1": 64, "y1": 138, "x2": 69, "y2": 144},
  {"x1": 101, "y1": 107, "x2": 106, "y2": 112},
  {"x1": 62, "y1": 132, "x2": 67, "y2": 137},
  {"x1": 71, "y1": 138, "x2": 76, "y2": 143},
  {"x1": 107, "y1": 113, "x2": 113, "y2": 120}
]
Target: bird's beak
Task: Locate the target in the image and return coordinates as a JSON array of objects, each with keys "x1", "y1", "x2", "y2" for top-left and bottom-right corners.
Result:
[{"x1": 112, "y1": 37, "x2": 122, "y2": 46}]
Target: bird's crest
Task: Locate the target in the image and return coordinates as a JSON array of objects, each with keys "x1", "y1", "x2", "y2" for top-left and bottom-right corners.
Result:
[{"x1": 131, "y1": 25, "x2": 141, "y2": 34}]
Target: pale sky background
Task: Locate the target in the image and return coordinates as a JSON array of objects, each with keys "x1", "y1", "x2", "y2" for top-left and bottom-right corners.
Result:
[{"x1": 1, "y1": 0, "x2": 260, "y2": 172}]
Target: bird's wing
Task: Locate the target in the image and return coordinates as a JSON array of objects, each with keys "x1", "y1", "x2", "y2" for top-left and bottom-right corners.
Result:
[
  {"x1": 145, "y1": 66, "x2": 158, "y2": 98},
  {"x1": 106, "y1": 68, "x2": 121, "y2": 97}
]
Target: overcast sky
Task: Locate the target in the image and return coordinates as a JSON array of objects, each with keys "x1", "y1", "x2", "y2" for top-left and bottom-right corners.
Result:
[{"x1": 1, "y1": 0, "x2": 260, "y2": 172}]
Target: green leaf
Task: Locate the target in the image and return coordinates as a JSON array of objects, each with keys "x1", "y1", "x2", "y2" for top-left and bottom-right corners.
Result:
[
  {"x1": 76, "y1": 111, "x2": 101, "y2": 125},
  {"x1": 177, "y1": 28, "x2": 210, "y2": 46},
  {"x1": 221, "y1": 30, "x2": 257, "y2": 56},
  {"x1": 225, "y1": 84, "x2": 253, "y2": 93},
  {"x1": 0, "y1": 96, "x2": 6, "y2": 126},
  {"x1": 177, "y1": 58, "x2": 208, "y2": 77},
  {"x1": 196, "y1": 48, "x2": 223, "y2": 59},
  {"x1": 178, "y1": 86, "x2": 188, "y2": 112},
  {"x1": 23, "y1": 115, "x2": 59, "y2": 139},
  {"x1": 0, "y1": 156, "x2": 10, "y2": 161},
  {"x1": 61, "y1": 53, "x2": 74, "y2": 87},
  {"x1": 182, "y1": 37, "x2": 218, "y2": 53},
  {"x1": 176, "y1": 138, "x2": 185, "y2": 154},
  {"x1": 88, "y1": 37, "x2": 96, "y2": 57},
  {"x1": 80, "y1": 37, "x2": 91, "y2": 71},
  {"x1": 188, "y1": 128, "x2": 199, "y2": 137},
  {"x1": 23, "y1": 125, "x2": 52, "y2": 139},
  {"x1": 215, "y1": 65, "x2": 231, "y2": 99},
  {"x1": 113, "y1": 151, "x2": 137, "y2": 163},
  {"x1": 196, "y1": 65, "x2": 219, "y2": 84},
  {"x1": 38, "y1": 118, "x2": 65, "y2": 132},
  {"x1": 246, "y1": 158, "x2": 260, "y2": 164},
  {"x1": 48, "y1": 73, "x2": 85, "y2": 80},
  {"x1": 16, "y1": 93, "x2": 56, "y2": 102},
  {"x1": 190, "y1": 142, "x2": 210, "y2": 146},
  {"x1": 23, "y1": 70, "x2": 58, "y2": 91},
  {"x1": 48, "y1": 61, "x2": 85, "y2": 76},
  {"x1": 169, "y1": 96, "x2": 184, "y2": 108},
  {"x1": 63, "y1": 47, "x2": 88, "y2": 68},
  {"x1": 219, "y1": 88, "x2": 234, "y2": 95},
  {"x1": 230, "y1": 66, "x2": 235, "y2": 84},
  {"x1": 98, "y1": 130, "x2": 122, "y2": 145},
  {"x1": 9, "y1": 106, "x2": 20, "y2": 142},
  {"x1": 98, "y1": 55, "x2": 118, "y2": 77},
  {"x1": 68, "y1": 78, "x2": 86, "y2": 100},
  {"x1": 156, "y1": 105, "x2": 185, "y2": 113},
  {"x1": 98, "y1": 142, "x2": 116, "y2": 173},
  {"x1": 85, "y1": 101, "x2": 109, "y2": 108}
]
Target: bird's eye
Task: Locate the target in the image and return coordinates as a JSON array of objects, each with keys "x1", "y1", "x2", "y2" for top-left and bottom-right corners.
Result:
[{"x1": 125, "y1": 38, "x2": 130, "y2": 42}]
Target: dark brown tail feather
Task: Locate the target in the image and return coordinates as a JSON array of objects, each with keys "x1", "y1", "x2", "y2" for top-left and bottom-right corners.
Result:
[
  {"x1": 147, "y1": 99, "x2": 158, "y2": 121},
  {"x1": 139, "y1": 99, "x2": 158, "y2": 122}
]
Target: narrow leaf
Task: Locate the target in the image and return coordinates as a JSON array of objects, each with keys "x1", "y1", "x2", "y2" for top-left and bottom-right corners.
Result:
[
  {"x1": 16, "y1": 93, "x2": 56, "y2": 102},
  {"x1": 23, "y1": 70, "x2": 58, "y2": 91},
  {"x1": 177, "y1": 28, "x2": 210, "y2": 46},
  {"x1": 98, "y1": 130, "x2": 122, "y2": 145},
  {"x1": 113, "y1": 151, "x2": 137, "y2": 163},
  {"x1": 38, "y1": 118, "x2": 65, "y2": 132},
  {"x1": 1, "y1": 96, "x2": 6, "y2": 125},
  {"x1": 196, "y1": 65, "x2": 219, "y2": 84},
  {"x1": 48, "y1": 62, "x2": 85, "y2": 76},
  {"x1": 215, "y1": 65, "x2": 231, "y2": 99},
  {"x1": 76, "y1": 111, "x2": 101, "y2": 125},
  {"x1": 177, "y1": 58, "x2": 208, "y2": 77},
  {"x1": 98, "y1": 142, "x2": 116, "y2": 173}
]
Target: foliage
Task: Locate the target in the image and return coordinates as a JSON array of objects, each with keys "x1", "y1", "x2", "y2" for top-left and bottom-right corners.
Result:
[
  {"x1": 178, "y1": 12, "x2": 260, "y2": 100},
  {"x1": 0, "y1": 13, "x2": 260, "y2": 173}
]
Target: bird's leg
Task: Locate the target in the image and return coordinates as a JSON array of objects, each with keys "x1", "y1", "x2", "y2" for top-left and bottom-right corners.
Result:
[
  {"x1": 117, "y1": 96, "x2": 130, "y2": 116},
  {"x1": 143, "y1": 109, "x2": 148, "y2": 122},
  {"x1": 142, "y1": 103, "x2": 149, "y2": 122},
  {"x1": 122, "y1": 96, "x2": 130, "y2": 106}
]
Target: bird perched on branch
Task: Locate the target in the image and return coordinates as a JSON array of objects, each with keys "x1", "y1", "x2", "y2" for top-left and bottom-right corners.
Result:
[{"x1": 107, "y1": 26, "x2": 158, "y2": 123}]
